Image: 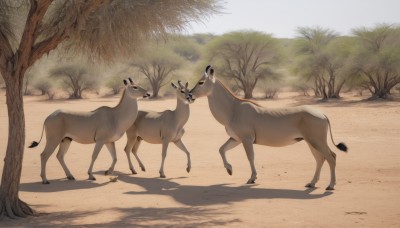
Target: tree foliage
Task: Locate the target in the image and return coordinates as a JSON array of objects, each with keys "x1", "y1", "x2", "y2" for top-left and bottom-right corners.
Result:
[
  {"x1": 205, "y1": 31, "x2": 282, "y2": 99},
  {"x1": 169, "y1": 35, "x2": 202, "y2": 62}
]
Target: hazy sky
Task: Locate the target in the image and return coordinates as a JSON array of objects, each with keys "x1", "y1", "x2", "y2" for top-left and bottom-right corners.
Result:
[{"x1": 187, "y1": 0, "x2": 400, "y2": 38}]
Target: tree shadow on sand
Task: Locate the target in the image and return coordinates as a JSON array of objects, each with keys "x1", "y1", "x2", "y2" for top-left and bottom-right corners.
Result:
[
  {"x1": 19, "y1": 178, "x2": 110, "y2": 193},
  {"x1": 119, "y1": 174, "x2": 333, "y2": 207},
  {"x1": 0, "y1": 206, "x2": 241, "y2": 227},
  {"x1": 289, "y1": 95, "x2": 400, "y2": 108}
]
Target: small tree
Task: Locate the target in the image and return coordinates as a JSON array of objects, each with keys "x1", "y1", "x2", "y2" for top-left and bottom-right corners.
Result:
[
  {"x1": 50, "y1": 64, "x2": 99, "y2": 99},
  {"x1": 205, "y1": 31, "x2": 282, "y2": 99},
  {"x1": 293, "y1": 27, "x2": 349, "y2": 99},
  {"x1": 349, "y1": 24, "x2": 400, "y2": 99},
  {"x1": 106, "y1": 74, "x2": 126, "y2": 95},
  {"x1": 32, "y1": 79, "x2": 54, "y2": 99},
  {"x1": 23, "y1": 71, "x2": 35, "y2": 95},
  {"x1": 132, "y1": 45, "x2": 184, "y2": 98}
]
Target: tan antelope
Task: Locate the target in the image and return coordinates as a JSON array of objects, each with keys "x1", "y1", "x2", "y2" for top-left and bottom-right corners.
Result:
[
  {"x1": 189, "y1": 65, "x2": 347, "y2": 190},
  {"x1": 123, "y1": 81, "x2": 193, "y2": 178},
  {"x1": 29, "y1": 78, "x2": 150, "y2": 184}
]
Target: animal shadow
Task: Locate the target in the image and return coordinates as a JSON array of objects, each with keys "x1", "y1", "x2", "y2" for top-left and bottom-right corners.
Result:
[{"x1": 120, "y1": 175, "x2": 333, "y2": 206}]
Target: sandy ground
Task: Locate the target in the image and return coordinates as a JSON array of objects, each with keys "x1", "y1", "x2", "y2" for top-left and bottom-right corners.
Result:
[{"x1": 0, "y1": 90, "x2": 399, "y2": 227}]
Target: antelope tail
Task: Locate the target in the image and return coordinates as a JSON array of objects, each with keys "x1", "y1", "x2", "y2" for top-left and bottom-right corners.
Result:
[
  {"x1": 324, "y1": 114, "x2": 348, "y2": 152},
  {"x1": 29, "y1": 123, "x2": 45, "y2": 148}
]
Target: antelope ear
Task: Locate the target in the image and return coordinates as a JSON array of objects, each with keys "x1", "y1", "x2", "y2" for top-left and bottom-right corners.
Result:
[
  {"x1": 185, "y1": 82, "x2": 189, "y2": 89},
  {"x1": 209, "y1": 67, "x2": 215, "y2": 82},
  {"x1": 171, "y1": 82, "x2": 178, "y2": 89},
  {"x1": 128, "y1": 77, "x2": 134, "y2": 85},
  {"x1": 205, "y1": 65, "x2": 211, "y2": 73},
  {"x1": 123, "y1": 79, "x2": 128, "y2": 86}
]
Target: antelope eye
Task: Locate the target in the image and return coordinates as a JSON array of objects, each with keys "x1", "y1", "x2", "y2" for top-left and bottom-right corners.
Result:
[{"x1": 199, "y1": 81, "x2": 204, "y2": 85}]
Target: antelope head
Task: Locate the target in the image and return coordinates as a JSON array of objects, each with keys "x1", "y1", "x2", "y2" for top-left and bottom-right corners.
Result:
[
  {"x1": 171, "y1": 80, "x2": 194, "y2": 104},
  {"x1": 189, "y1": 65, "x2": 215, "y2": 101},
  {"x1": 123, "y1": 77, "x2": 150, "y2": 98}
]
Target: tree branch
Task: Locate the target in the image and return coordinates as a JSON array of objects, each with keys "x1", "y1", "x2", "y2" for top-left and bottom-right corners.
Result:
[
  {"x1": 15, "y1": 0, "x2": 53, "y2": 77},
  {"x1": 0, "y1": 30, "x2": 13, "y2": 78},
  {"x1": 29, "y1": 1, "x2": 108, "y2": 66}
]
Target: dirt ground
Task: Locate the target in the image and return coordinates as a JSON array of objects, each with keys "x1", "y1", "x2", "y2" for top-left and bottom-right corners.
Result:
[{"x1": 0, "y1": 90, "x2": 399, "y2": 227}]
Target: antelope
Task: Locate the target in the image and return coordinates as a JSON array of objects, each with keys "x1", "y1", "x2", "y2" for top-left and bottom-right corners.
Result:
[
  {"x1": 123, "y1": 81, "x2": 193, "y2": 178},
  {"x1": 29, "y1": 78, "x2": 150, "y2": 184},
  {"x1": 189, "y1": 65, "x2": 347, "y2": 190}
]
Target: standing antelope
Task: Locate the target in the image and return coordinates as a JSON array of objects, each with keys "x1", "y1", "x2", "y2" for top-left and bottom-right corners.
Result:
[
  {"x1": 123, "y1": 81, "x2": 193, "y2": 178},
  {"x1": 189, "y1": 65, "x2": 347, "y2": 190},
  {"x1": 29, "y1": 78, "x2": 150, "y2": 184}
]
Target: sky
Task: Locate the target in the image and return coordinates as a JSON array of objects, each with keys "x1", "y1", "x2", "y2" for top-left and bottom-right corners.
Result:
[{"x1": 187, "y1": 0, "x2": 400, "y2": 38}]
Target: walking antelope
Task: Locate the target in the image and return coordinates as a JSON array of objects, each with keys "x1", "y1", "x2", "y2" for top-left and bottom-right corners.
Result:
[
  {"x1": 29, "y1": 78, "x2": 150, "y2": 184},
  {"x1": 189, "y1": 65, "x2": 347, "y2": 190},
  {"x1": 123, "y1": 81, "x2": 193, "y2": 178}
]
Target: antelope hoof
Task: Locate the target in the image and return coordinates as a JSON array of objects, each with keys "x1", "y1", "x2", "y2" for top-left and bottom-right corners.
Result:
[
  {"x1": 159, "y1": 173, "x2": 166, "y2": 178},
  {"x1": 246, "y1": 179, "x2": 256, "y2": 184},
  {"x1": 186, "y1": 167, "x2": 191, "y2": 173},
  {"x1": 326, "y1": 186, "x2": 335, "y2": 191},
  {"x1": 141, "y1": 167, "x2": 146, "y2": 172},
  {"x1": 67, "y1": 176, "x2": 75, "y2": 181},
  {"x1": 42, "y1": 180, "x2": 50, "y2": 184},
  {"x1": 131, "y1": 169, "x2": 137, "y2": 175},
  {"x1": 88, "y1": 176, "x2": 96, "y2": 181},
  {"x1": 305, "y1": 183, "x2": 315, "y2": 188},
  {"x1": 226, "y1": 168, "x2": 232, "y2": 176}
]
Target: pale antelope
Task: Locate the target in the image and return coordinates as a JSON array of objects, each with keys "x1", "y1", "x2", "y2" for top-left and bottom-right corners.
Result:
[
  {"x1": 123, "y1": 81, "x2": 193, "y2": 178},
  {"x1": 189, "y1": 65, "x2": 347, "y2": 190},
  {"x1": 29, "y1": 78, "x2": 150, "y2": 184}
]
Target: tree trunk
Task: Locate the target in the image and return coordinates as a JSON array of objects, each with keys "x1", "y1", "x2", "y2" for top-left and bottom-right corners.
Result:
[
  {"x1": 0, "y1": 73, "x2": 35, "y2": 219},
  {"x1": 241, "y1": 81, "x2": 253, "y2": 99},
  {"x1": 243, "y1": 90, "x2": 253, "y2": 99},
  {"x1": 151, "y1": 83, "x2": 160, "y2": 98}
]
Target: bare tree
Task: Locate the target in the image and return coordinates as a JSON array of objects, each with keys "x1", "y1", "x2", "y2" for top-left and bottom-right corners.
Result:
[
  {"x1": 205, "y1": 31, "x2": 282, "y2": 99},
  {"x1": 132, "y1": 44, "x2": 184, "y2": 98},
  {"x1": 50, "y1": 64, "x2": 98, "y2": 99},
  {"x1": 0, "y1": 0, "x2": 220, "y2": 218}
]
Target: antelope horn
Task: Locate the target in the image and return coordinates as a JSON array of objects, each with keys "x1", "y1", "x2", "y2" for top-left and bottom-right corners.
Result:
[{"x1": 178, "y1": 80, "x2": 184, "y2": 88}]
